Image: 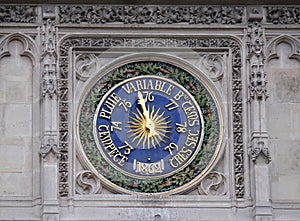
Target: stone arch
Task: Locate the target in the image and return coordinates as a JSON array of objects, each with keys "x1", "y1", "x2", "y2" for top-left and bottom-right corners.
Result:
[
  {"x1": 0, "y1": 32, "x2": 37, "y2": 65},
  {"x1": 266, "y1": 35, "x2": 300, "y2": 62}
]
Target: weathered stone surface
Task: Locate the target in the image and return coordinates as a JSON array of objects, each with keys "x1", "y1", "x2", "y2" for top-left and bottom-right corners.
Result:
[{"x1": 274, "y1": 72, "x2": 300, "y2": 103}]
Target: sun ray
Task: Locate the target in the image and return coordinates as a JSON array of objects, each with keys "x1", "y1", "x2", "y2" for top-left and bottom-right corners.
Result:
[
  {"x1": 129, "y1": 111, "x2": 143, "y2": 122},
  {"x1": 127, "y1": 104, "x2": 172, "y2": 149},
  {"x1": 127, "y1": 128, "x2": 142, "y2": 134},
  {"x1": 152, "y1": 107, "x2": 161, "y2": 120},
  {"x1": 151, "y1": 136, "x2": 157, "y2": 149},
  {"x1": 152, "y1": 135, "x2": 161, "y2": 147}
]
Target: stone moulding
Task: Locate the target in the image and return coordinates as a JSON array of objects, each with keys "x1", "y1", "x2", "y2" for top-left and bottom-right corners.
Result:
[{"x1": 58, "y1": 35, "x2": 245, "y2": 198}]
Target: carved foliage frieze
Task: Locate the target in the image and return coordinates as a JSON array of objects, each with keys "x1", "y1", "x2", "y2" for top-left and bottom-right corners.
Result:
[
  {"x1": 266, "y1": 7, "x2": 300, "y2": 24},
  {"x1": 58, "y1": 5, "x2": 244, "y2": 25},
  {"x1": 59, "y1": 36, "x2": 245, "y2": 198},
  {"x1": 75, "y1": 170, "x2": 102, "y2": 195},
  {"x1": 0, "y1": 5, "x2": 37, "y2": 23}
]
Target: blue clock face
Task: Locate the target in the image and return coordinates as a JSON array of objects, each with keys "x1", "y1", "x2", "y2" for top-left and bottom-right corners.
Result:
[{"x1": 93, "y1": 75, "x2": 204, "y2": 179}]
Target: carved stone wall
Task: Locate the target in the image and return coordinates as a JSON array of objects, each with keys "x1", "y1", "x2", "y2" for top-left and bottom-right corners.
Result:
[{"x1": 0, "y1": 4, "x2": 299, "y2": 221}]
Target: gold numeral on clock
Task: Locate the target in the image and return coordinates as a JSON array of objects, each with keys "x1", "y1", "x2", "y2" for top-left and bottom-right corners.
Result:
[
  {"x1": 111, "y1": 121, "x2": 122, "y2": 131},
  {"x1": 133, "y1": 159, "x2": 164, "y2": 174},
  {"x1": 118, "y1": 141, "x2": 134, "y2": 155},
  {"x1": 165, "y1": 99, "x2": 179, "y2": 111},
  {"x1": 164, "y1": 142, "x2": 179, "y2": 156},
  {"x1": 176, "y1": 122, "x2": 187, "y2": 133},
  {"x1": 142, "y1": 91, "x2": 154, "y2": 102},
  {"x1": 118, "y1": 98, "x2": 131, "y2": 111}
]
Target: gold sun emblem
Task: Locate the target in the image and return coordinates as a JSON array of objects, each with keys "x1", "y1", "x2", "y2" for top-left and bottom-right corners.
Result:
[{"x1": 126, "y1": 91, "x2": 172, "y2": 149}]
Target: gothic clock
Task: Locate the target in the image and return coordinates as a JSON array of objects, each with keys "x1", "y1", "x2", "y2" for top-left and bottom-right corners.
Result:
[{"x1": 77, "y1": 59, "x2": 222, "y2": 194}]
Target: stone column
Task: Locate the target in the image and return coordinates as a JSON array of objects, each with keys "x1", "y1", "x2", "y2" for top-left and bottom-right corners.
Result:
[
  {"x1": 40, "y1": 5, "x2": 60, "y2": 221},
  {"x1": 246, "y1": 6, "x2": 272, "y2": 221}
]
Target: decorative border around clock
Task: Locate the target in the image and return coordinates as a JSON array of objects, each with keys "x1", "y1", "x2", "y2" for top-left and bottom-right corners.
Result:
[
  {"x1": 77, "y1": 60, "x2": 220, "y2": 194},
  {"x1": 58, "y1": 36, "x2": 244, "y2": 197}
]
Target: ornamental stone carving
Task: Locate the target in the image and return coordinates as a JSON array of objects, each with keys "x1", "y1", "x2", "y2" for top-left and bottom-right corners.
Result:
[
  {"x1": 75, "y1": 170, "x2": 102, "y2": 195},
  {"x1": 41, "y1": 18, "x2": 59, "y2": 99},
  {"x1": 40, "y1": 135, "x2": 59, "y2": 158},
  {"x1": 266, "y1": 35, "x2": 300, "y2": 62},
  {"x1": 0, "y1": 33, "x2": 36, "y2": 62},
  {"x1": 58, "y1": 5, "x2": 244, "y2": 25},
  {"x1": 75, "y1": 54, "x2": 99, "y2": 81},
  {"x1": 0, "y1": 5, "x2": 37, "y2": 23},
  {"x1": 198, "y1": 171, "x2": 227, "y2": 196},
  {"x1": 58, "y1": 36, "x2": 245, "y2": 198},
  {"x1": 247, "y1": 7, "x2": 271, "y2": 165},
  {"x1": 249, "y1": 140, "x2": 271, "y2": 164},
  {"x1": 266, "y1": 6, "x2": 300, "y2": 24},
  {"x1": 249, "y1": 62, "x2": 268, "y2": 101},
  {"x1": 199, "y1": 54, "x2": 224, "y2": 81},
  {"x1": 247, "y1": 18, "x2": 268, "y2": 101}
]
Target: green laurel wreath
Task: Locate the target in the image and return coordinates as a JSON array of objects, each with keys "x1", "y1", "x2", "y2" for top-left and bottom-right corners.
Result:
[{"x1": 79, "y1": 61, "x2": 220, "y2": 194}]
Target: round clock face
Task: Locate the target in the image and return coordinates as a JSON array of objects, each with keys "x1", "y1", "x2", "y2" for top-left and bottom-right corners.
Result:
[
  {"x1": 93, "y1": 76, "x2": 204, "y2": 179},
  {"x1": 77, "y1": 60, "x2": 222, "y2": 194}
]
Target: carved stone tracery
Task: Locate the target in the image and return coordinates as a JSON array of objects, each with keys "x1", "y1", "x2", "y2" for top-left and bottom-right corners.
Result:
[
  {"x1": 198, "y1": 171, "x2": 227, "y2": 196},
  {"x1": 75, "y1": 170, "x2": 102, "y2": 195},
  {"x1": 266, "y1": 35, "x2": 300, "y2": 62},
  {"x1": 199, "y1": 54, "x2": 225, "y2": 81},
  {"x1": 75, "y1": 53, "x2": 99, "y2": 81},
  {"x1": 0, "y1": 33, "x2": 36, "y2": 62}
]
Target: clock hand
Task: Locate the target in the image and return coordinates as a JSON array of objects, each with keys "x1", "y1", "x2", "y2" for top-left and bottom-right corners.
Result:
[
  {"x1": 137, "y1": 91, "x2": 150, "y2": 124},
  {"x1": 148, "y1": 121, "x2": 158, "y2": 137},
  {"x1": 138, "y1": 91, "x2": 158, "y2": 136}
]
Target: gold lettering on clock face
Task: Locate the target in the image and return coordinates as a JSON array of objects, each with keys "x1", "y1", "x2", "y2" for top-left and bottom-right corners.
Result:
[{"x1": 94, "y1": 75, "x2": 204, "y2": 179}]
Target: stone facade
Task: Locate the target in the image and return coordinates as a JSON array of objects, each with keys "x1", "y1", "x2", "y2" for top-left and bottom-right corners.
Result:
[{"x1": 0, "y1": 4, "x2": 299, "y2": 221}]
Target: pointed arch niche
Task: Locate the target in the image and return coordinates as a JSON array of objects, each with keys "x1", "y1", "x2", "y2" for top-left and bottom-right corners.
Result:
[
  {"x1": 0, "y1": 33, "x2": 40, "y2": 201},
  {"x1": 266, "y1": 35, "x2": 300, "y2": 201}
]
